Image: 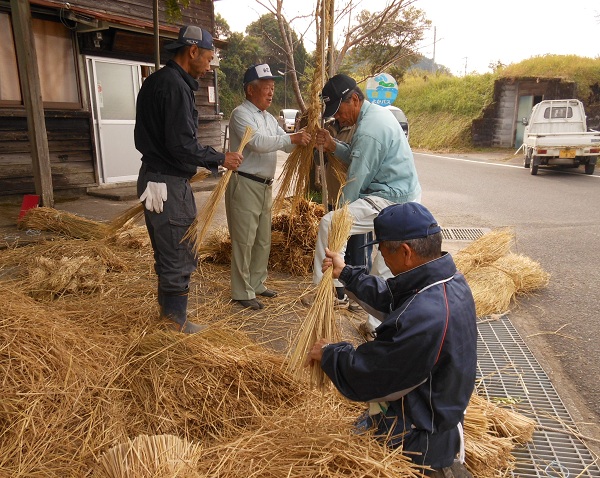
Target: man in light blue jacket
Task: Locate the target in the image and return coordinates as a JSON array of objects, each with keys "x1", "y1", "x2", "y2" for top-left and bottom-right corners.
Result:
[{"x1": 315, "y1": 74, "x2": 421, "y2": 336}]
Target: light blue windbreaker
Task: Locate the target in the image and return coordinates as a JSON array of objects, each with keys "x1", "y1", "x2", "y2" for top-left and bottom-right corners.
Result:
[{"x1": 333, "y1": 101, "x2": 421, "y2": 204}]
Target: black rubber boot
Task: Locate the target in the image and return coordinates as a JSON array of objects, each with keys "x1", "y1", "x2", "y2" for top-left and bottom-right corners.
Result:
[
  {"x1": 157, "y1": 278, "x2": 164, "y2": 309},
  {"x1": 160, "y1": 293, "x2": 207, "y2": 334}
]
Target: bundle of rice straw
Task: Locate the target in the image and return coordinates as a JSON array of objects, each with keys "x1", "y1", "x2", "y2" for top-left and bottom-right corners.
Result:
[
  {"x1": 106, "y1": 169, "x2": 211, "y2": 235},
  {"x1": 469, "y1": 394, "x2": 536, "y2": 444},
  {"x1": 463, "y1": 404, "x2": 516, "y2": 477},
  {"x1": 96, "y1": 434, "x2": 201, "y2": 478},
  {"x1": 19, "y1": 206, "x2": 108, "y2": 240},
  {"x1": 492, "y1": 252, "x2": 550, "y2": 294},
  {"x1": 273, "y1": 0, "x2": 332, "y2": 214},
  {"x1": 454, "y1": 227, "x2": 514, "y2": 275},
  {"x1": 464, "y1": 264, "x2": 518, "y2": 317},
  {"x1": 184, "y1": 126, "x2": 253, "y2": 254},
  {"x1": 286, "y1": 203, "x2": 353, "y2": 390},
  {"x1": 454, "y1": 228, "x2": 550, "y2": 316}
]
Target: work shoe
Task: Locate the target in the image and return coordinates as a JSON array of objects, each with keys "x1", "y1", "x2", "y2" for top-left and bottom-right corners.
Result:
[
  {"x1": 429, "y1": 461, "x2": 473, "y2": 478},
  {"x1": 348, "y1": 300, "x2": 363, "y2": 312},
  {"x1": 236, "y1": 298, "x2": 264, "y2": 310},
  {"x1": 258, "y1": 289, "x2": 278, "y2": 298},
  {"x1": 358, "y1": 322, "x2": 376, "y2": 341},
  {"x1": 333, "y1": 294, "x2": 350, "y2": 309},
  {"x1": 161, "y1": 318, "x2": 208, "y2": 334}
]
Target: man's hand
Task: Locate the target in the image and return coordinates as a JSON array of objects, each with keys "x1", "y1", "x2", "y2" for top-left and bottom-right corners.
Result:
[
  {"x1": 223, "y1": 152, "x2": 243, "y2": 171},
  {"x1": 303, "y1": 338, "x2": 331, "y2": 367},
  {"x1": 140, "y1": 181, "x2": 167, "y2": 213},
  {"x1": 290, "y1": 130, "x2": 311, "y2": 146},
  {"x1": 315, "y1": 128, "x2": 336, "y2": 153},
  {"x1": 322, "y1": 247, "x2": 346, "y2": 279}
]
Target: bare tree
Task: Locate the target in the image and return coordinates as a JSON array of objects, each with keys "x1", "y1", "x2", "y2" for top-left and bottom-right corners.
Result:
[{"x1": 256, "y1": 0, "x2": 430, "y2": 107}]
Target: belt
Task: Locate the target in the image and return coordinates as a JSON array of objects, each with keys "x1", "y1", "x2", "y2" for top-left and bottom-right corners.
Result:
[{"x1": 236, "y1": 171, "x2": 274, "y2": 186}]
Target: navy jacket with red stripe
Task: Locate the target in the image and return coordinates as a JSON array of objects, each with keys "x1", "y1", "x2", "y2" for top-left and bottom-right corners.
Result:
[{"x1": 321, "y1": 252, "x2": 477, "y2": 469}]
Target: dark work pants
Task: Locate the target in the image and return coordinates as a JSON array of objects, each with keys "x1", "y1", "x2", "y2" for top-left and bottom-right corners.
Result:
[
  {"x1": 345, "y1": 233, "x2": 373, "y2": 270},
  {"x1": 137, "y1": 163, "x2": 197, "y2": 295}
]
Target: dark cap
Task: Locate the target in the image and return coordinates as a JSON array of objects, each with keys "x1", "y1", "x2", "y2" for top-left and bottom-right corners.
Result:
[
  {"x1": 364, "y1": 202, "x2": 442, "y2": 247},
  {"x1": 321, "y1": 74, "x2": 357, "y2": 117},
  {"x1": 165, "y1": 25, "x2": 214, "y2": 51},
  {"x1": 243, "y1": 64, "x2": 281, "y2": 86}
]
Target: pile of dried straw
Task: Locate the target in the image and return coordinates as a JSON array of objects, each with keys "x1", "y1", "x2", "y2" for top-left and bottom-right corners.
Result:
[
  {"x1": 199, "y1": 197, "x2": 326, "y2": 275},
  {"x1": 0, "y1": 214, "x2": 537, "y2": 477}
]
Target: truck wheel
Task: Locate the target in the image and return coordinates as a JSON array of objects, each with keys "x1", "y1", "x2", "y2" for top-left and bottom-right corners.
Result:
[
  {"x1": 585, "y1": 163, "x2": 595, "y2": 175},
  {"x1": 524, "y1": 150, "x2": 531, "y2": 169},
  {"x1": 531, "y1": 156, "x2": 540, "y2": 175}
]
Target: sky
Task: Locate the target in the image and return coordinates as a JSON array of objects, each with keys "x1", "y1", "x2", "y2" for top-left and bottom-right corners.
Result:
[{"x1": 214, "y1": 0, "x2": 600, "y2": 75}]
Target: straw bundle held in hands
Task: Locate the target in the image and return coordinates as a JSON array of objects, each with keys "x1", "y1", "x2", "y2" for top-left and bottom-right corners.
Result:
[
  {"x1": 183, "y1": 126, "x2": 253, "y2": 254},
  {"x1": 106, "y1": 169, "x2": 211, "y2": 236},
  {"x1": 286, "y1": 203, "x2": 353, "y2": 390},
  {"x1": 273, "y1": 0, "x2": 332, "y2": 215}
]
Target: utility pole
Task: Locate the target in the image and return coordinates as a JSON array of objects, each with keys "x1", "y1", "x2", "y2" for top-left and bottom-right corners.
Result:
[
  {"x1": 432, "y1": 26, "x2": 436, "y2": 73},
  {"x1": 463, "y1": 57, "x2": 468, "y2": 76}
]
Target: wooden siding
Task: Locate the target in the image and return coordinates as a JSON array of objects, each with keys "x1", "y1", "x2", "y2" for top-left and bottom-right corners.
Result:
[
  {"x1": 0, "y1": 109, "x2": 97, "y2": 195},
  {"x1": 2, "y1": 0, "x2": 223, "y2": 196}
]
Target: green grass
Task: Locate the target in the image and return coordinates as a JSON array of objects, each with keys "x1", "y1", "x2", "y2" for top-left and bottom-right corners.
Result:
[{"x1": 395, "y1": 55, "x2": 600, "y2": 151}]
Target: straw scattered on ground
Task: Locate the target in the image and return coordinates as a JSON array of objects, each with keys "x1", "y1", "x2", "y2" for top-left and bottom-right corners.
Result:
[{"x1": 0, "y1": 211, "x2": 543, "y2": 477}]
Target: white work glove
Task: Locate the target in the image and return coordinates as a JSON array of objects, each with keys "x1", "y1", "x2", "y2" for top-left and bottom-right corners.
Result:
[{"x1": 140, "y1": 181, "x2": 167, "y2": 213}]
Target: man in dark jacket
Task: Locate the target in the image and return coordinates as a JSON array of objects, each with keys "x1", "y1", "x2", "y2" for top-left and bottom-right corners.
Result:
[
  {"x1": 306, "y1": 202, "x2": 477, "y2": 477},
  {"x1": 135, "y1": 25, "x2": 243, "y2": 333}
]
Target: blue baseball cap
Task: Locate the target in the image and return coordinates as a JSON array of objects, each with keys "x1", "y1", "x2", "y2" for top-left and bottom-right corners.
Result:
[
  {"x1": 364, "y1": 202, "x2": 442, "y2": 247},
  {"x1": 165, "y1": 25, "x2": 214, "y2": 51}
]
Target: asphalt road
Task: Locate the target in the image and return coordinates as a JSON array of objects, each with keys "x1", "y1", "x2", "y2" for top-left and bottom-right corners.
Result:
[{"x1": 415, "y1": 151, "x2": 600, "y2": 451}]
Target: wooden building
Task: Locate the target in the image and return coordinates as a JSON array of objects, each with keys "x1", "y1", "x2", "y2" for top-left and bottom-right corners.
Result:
[{"x1": 0, "y1": 0, "x2": 225, "y2": 205}]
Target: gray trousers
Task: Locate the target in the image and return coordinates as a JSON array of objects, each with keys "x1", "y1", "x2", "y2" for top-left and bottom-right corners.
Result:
[
  {"x1": 225, "y1": 173, "x2": 272, "y2": 300},
  {"x1": 137, "y1": 163, "x2": 197, "y2": 295}
]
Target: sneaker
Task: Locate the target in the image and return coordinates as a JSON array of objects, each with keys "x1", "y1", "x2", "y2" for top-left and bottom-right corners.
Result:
[
  {"x1": 348, "y1": 300, "x2": 363, "y2": 312},
  {"x1": 358, "y1": 322, "x2": 376, "y2": 341},
  {"x1": 333, "y1": 294, "x2": 350, "y2": 309}
]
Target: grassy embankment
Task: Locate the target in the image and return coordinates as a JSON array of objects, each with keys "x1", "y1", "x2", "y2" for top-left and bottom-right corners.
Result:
[{"x1": 397, "y1": 55, "x2": 600, "y2": 152}]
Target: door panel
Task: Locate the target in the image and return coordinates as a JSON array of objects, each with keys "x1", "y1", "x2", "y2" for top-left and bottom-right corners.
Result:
[{"x1": 515, "y1": 95, "x2": 534, "y2": 148}]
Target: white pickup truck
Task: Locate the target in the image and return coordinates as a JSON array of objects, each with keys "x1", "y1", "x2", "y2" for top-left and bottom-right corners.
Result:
[{"x1": 520, "y1": 99, "x2": 600, "y2": 175}]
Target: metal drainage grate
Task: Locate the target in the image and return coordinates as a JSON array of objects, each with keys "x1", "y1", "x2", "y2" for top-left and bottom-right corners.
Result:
[
  {"x1": 477, "y1": 316, "x2": 600, "y2": 477},
  {"x1": 442, "y1": 227, "x2": 491, "y2": 241}
]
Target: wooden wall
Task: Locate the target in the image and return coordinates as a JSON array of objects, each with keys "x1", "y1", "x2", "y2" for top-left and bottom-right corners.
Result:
[
  {"x1": 1, "y1": 0, "x2": 223, "y2": 197},
  {"x1": 0, "y1": 109, "x2": 97, "y2": 195}
]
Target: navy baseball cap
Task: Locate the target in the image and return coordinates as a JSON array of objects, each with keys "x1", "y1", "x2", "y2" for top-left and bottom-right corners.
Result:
[
  {"x1": 165, "y1": 25, "x2": 214, "y2": 51},
  {"x1": 321, "y1": 74, "x2": 357, "y2": 117},
  {"x1": 243, "y1": 64, "x2": 281, "y2": 86},
  {"x1": 364, "y1": 202, "x2": 442, "y2": 247}
]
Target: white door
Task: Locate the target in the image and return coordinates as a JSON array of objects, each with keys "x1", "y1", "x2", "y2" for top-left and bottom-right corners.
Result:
[{"x1": 87, "y1": 58, "x2": 148, "y2": 183}]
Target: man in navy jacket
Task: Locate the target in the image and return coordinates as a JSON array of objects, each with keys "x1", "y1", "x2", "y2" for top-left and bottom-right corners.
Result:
[{"x1": 306, "y1": 202, "x2": 477, "y2": 477}]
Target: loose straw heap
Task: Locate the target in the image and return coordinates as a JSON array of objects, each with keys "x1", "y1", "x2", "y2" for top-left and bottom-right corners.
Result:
[
  {"x1": 184, "y1": 126, "x2": 253, "y2": 254},
  {"x1": 454, "y1": 228, "x2": 550, "y2": 316},
  {"x1": 286, "y1": 203, "x2": 353, "y2": 390}
]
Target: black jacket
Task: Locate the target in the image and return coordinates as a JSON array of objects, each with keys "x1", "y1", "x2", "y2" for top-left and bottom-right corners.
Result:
[
  {"x1": 134, "y1": 60, "x2": 224, "y2": 178},
  {"x1": 321, "y1": 252, "x2": 477, "y2": 468}
]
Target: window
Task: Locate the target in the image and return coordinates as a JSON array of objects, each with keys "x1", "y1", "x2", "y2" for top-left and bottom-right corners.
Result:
[
  {"x1": 543, "y1": 106, "x2": 573, "y2": 119},
  {"x1": 0, "y1": 13, "x2": 21, "y2": 103},
  {"x1": 0, "y1": 13, "x2": 80, "y2": 107}
]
